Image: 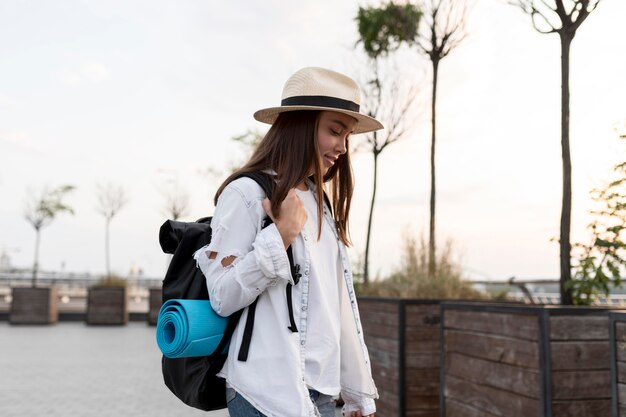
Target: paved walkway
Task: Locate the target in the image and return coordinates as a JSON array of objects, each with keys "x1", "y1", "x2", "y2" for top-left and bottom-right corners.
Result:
[
  {"x1": 0, "y1": 322, "x2": 219, "y2": 417},
  {"x1": 0, "y1": 322, "x2": 342, "y2": 417}
]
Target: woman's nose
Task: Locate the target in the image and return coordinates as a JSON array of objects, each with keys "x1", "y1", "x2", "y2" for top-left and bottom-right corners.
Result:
[{"x1": 336, "y1": 136, "x2": 347, "y2": 154}]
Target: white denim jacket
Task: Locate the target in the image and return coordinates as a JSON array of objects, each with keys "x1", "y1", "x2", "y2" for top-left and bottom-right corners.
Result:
[{"x1": 193, "y1": 177, "x2": 378, "y2": 417}]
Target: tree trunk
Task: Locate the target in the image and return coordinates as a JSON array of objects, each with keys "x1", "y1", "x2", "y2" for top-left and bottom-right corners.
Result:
[
  {"x1": 559, "y1": 33, "x2": 573, "y2": 305},
  {"x1": 105, "y1": 217, "x2": 111, "y2": 278},
  {"x1": 32, "y1": 227, "x2": 41, "y2": 288},
  {"x1": 428, "y1": 57, "x2": 439, "y2": 277},
  {"x1": 364, "y1": 151, "x2": 380, "y2": 285}
]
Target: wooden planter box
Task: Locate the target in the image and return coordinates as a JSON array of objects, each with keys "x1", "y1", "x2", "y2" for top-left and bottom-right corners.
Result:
[
  {"x1": 441, "y1": 302, "x2": 617, "y2": 417},
  {"x1": 610, "y1": 312, "x2": 626, "y2": 416},
  {"x1": 148, "y1": 288, "x2": 162, "y2": 326},
  {"x1": 359, "y1": 297, "x2": 441, "y2": 417},
  {"x1": 9, "y1": 287, "x2": 58, "y2": 325},
  {"x1": 86, "y1": 287, "x2": 128, "y2": 325}
]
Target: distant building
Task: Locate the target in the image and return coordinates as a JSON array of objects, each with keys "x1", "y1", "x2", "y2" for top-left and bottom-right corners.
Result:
[{"x1": 0, "y1": 250, "x2": 11, "y2": 272}]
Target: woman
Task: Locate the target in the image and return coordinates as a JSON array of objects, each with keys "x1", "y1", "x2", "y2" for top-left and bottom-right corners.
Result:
[{"x1": 194, "y1": 67, "x2": 382, "y2": 417}]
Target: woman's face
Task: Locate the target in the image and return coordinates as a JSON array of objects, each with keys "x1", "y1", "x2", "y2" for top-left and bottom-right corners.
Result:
[{"x1": 316, "y1": 111, "x2": 357, "y2": 173}]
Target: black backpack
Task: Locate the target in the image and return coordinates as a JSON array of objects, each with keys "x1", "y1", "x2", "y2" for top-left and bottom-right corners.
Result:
[{"x1": 157, "y1": 171, "x2": 301, "y2": 411}]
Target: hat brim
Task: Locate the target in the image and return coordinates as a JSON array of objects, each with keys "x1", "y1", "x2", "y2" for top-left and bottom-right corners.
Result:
[{"x1": 253, "y1": 106, "x2": 384, "y2": 135}]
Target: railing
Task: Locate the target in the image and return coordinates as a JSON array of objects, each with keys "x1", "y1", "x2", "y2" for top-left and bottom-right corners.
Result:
[
  {"x1": 471, "y1": 276, "x2": 626, "y2": 306},
  {"x1": 0, "y1": 271, "x2": 162, "y2": 288},
  {"x1": 4, "y1": 271, "x2": 626, "y2": 310},
  {"x1": 0, "y1": 271, "x2": 163, "y2": 313}
]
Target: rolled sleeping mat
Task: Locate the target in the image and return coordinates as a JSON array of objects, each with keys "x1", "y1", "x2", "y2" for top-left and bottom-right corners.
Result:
[{"x1": 156, "y1": 299, "x2": 229, "y2": 358}]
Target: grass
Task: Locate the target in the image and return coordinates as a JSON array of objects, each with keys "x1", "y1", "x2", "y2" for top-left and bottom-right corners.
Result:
[{"x1": 358, "y1": 236, "x2": 486, "y2": 299}]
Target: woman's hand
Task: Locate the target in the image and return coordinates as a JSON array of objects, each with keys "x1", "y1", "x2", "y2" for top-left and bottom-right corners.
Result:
[{"x1": 262, "y1": 189, "x2": 307, "y2": 249}]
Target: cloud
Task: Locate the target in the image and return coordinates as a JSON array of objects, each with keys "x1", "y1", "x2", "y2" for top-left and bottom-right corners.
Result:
[
  {"x1": 62, "y1": 61, "x2": 111, "y2": 85},
  {"x1": 0, "y1": 130, "x2": 42, "y2": 153}
]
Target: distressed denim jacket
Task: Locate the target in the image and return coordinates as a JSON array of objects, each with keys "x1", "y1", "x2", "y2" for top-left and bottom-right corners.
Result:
[{"x1": 194, "y1": 177, "x2": 378, "y2": 417}]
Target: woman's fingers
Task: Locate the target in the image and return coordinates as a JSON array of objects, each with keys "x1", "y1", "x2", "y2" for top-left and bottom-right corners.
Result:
[{"x1": 264, "y1": 189, "x2": 307, "y2": 248}]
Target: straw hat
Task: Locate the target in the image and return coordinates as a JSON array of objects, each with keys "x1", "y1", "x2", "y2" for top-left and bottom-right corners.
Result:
[{"x1": 253, "y1": 67, "x2": 384, "y2": 134}]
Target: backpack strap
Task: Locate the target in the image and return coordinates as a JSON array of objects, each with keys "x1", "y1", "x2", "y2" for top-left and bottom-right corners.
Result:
[
  {"x1": 285, "y1": 247, "x2": 301, "y2": 333},
  {"x1": 230, "y1": 171, "x2": 302, "y2": 361}
]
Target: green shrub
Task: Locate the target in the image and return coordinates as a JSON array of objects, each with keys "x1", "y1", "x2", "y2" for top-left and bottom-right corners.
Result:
[
  {"x1": 358, "y1": 236, "x2": 486, "y2": 299},
  {"x1": 91, "y1": 275, "x2": 128, "y2": 288}
]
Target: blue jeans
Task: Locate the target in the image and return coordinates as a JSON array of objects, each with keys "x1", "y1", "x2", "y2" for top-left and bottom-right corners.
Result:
[{"x1": 226, "y1": 387, "x2": 336, "y2": 417}]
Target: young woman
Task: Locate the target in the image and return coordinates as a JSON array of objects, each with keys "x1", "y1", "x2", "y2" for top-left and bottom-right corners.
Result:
[{"x1": 194, "y1": 67, "x2": 382, "y2": 417}]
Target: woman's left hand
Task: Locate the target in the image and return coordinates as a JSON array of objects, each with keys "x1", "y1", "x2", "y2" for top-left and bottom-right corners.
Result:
[{"x1": 350, "y1": 412, "x2": 375, "y2": 417}]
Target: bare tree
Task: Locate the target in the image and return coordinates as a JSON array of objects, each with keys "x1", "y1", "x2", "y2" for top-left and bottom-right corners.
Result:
[
  {"x1": 24, "y1": 185, "x2": 75, "y2": 287},
  {"x1": 356, "y1": 3, "x2": 422, "y2": 284},
  {"x1": 511, "y1": 0, "x2": 601, "y2": 305},
  {"x1": 416, "y1": 0, "x2": 469, "y2": 277},
  {"x1": 96, "y1": 183, "x2": 129, "y2": 278},
  {"x1": 358, "y1": 64, "x2": 420, "y2": 284},
  {"x1": 161, "y1": 182, "x2": 190, "y2": 221}
]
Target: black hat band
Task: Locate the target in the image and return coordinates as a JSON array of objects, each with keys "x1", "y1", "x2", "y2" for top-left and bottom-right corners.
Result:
[{"x1": 281, "y1": 95, "x2": 360, "y2": 113}]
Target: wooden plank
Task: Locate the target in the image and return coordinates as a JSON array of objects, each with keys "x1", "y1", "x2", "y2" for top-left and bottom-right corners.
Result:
[
  {"x1": 360, "y1": 310, "x2": 399, "y2": 326},
  {"x1": 374, "y1": 391, "x2": 399, "y2": 417},
  {"x1": 445, "y1": 398, "x2": 503, "y2": 417},
  {"x1": 445, "y1": 329, "x2": 539, "y2": 368},
  {"x1": 374, "y1": 395, "x2": 399, "y2": 415},
  {"x1": 618, "y1": 382, "x2": 626, "y2": 407},
  {"x1": 551, "y1": 399, "x2": 610, "y2": 417},
  {"x1": 445, "y1": 374, "x2": 539, "y2": 417},
  {"x1": 369, "y1": 351, "x2": 399, "y2": 377},
  {"x1": 368, "y1": 353, "x2": 398, "y2": 370},
  {"x1": 362, "y1": 322, "x2": 398, "y2": 339},
  {"x1": 619, "y1": 362, "x2": 626, "y2": 384},
  {"x1": 371, "y1": 366, "x2": 399, "y2": 392},
  {"x1": 405, "y1": 304, "x2": 440, "y2": 327},
  {"x1": 405, "y1": 395, "x2": 438, "y2": 410},
  {"x1": 445, "y1": 352, "x2": 540, "y2": 398},
  {"x1": 550, "y1": 341, "x2": 610, "y2": 370},
  {"x1": 551, "y1": 370, "x2": 611, "y2": 400},
  {"x1": 406, "y1": 411, "x2": 438, "y2": 417},
  {"x1": 550, "y1": 316, "x2": 608, "y2": 340},
  {"x1": 405, "y1": 329, "x2": 440, "y2": 343},
  {"x1": 366, "y1": 335, "x2": 399, "y2": 352},
  {"x1": 358, "y1": 299, "x2": 401, "y2": 313},
  {"x1": 615, "y1": 322, "x2": 626, "y2": 339},
  {"x1": 444, "y1": 310, "x2": 539, "y2": 341},
  {"x1": 406, "y1": 339, "x2": 439, "y2": 354},
  {"x1": 406, "y1": 368, "x2": 439, "y2": 396},
  {"x1": 406, "y1": 352, "x2": 439, "y2": 368},
  {"x1": 616, "y1": 323, "x2": 626, "y2": 362}
]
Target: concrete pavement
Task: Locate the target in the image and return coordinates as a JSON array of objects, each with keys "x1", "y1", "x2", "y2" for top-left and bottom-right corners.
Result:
[{"x1": 0, "y1": 322, "x2": 342, "y2": 417}]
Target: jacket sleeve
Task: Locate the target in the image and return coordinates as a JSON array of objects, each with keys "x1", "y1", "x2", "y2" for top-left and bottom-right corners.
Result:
[
  {"x1": 341, "y1": 392, "x2": 376, "y2": 416},
  {"x1": 193, "y1": 182, "x2": 293, "y2": 317}
]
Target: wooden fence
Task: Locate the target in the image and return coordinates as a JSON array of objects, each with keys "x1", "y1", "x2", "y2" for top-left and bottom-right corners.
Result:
[
  {"x1": 441, "y1": 302, "x2": 616, "y2": 417},
  {"x1": 610, "y1": 312, "x2": 626, "y2": 416},
  {"x1": 359, "y1": 297, "x2": 441, "y2": 417}
]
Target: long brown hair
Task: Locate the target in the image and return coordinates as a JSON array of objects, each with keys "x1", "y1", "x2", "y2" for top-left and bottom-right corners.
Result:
[{"x1": 215, "y1": 110, "x2": 354, "y2": 246}]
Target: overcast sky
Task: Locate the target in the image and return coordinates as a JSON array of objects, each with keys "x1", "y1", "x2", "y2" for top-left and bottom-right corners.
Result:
[{"x1": 1, "y1": 0, "x2": 625, "y2": 281}]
